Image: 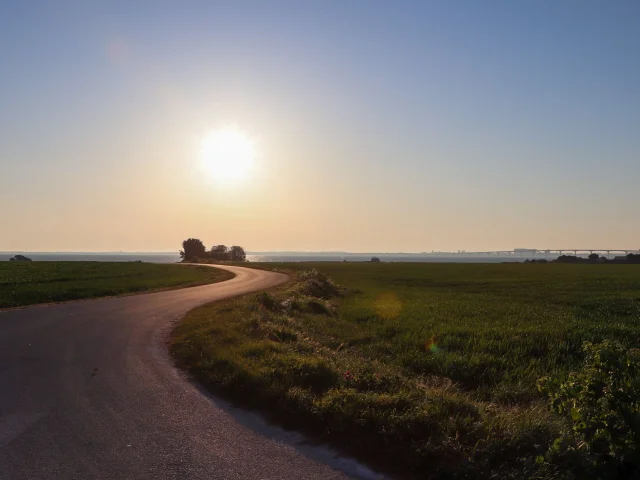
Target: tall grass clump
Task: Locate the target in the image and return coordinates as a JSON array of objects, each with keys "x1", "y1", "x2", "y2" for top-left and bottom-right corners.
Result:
[{"x1": 296, "y1": 268, "x2": 343, "y2": 298}]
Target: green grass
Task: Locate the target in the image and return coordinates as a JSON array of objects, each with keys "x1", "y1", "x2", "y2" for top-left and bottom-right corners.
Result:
[
  {"x1": 171, "y1": 263, "x2": 640, "y2": 478},
  {"x1": 0, "y1": 261, "x2": 234, "y2": 308}
]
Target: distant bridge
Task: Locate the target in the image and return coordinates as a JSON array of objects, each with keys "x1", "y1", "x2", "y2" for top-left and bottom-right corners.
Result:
[{"x1": 446, "y1": 249, "x2": 639, "y2": 257}]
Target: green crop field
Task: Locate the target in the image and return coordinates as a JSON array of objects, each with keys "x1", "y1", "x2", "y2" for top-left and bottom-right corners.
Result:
[
  {"x1": 172, "y1": 263, "x2": 640, "y2": 479},
  {"x1": 0, "y1": 261, "x2": 233, "y2": 308}
]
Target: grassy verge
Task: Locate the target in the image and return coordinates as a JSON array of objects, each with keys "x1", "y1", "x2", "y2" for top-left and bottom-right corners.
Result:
[
  {"x1": 0, "y1": 261, "x2": 233, "y2": 308},
  {"x1": 171, "y1": 263, "x2": 640, "y2": 478}
]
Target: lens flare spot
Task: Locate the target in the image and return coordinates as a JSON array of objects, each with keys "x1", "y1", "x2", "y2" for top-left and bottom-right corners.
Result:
[
  {"x1": 425, "y1": 337, "x2": 440, "y2": 354},
  {"x1": 374, "y1": 292, "x2": 402, "y2": 319}
]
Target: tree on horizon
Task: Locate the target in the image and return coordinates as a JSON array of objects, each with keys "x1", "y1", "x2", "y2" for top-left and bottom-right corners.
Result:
[
  {"x1": 210, "y1": 245, "x2": 229, "y2": 261},
  {"x1": 229, "y1": 246, "x2": 246, "y2": 262},
  {"x1": 180, "y1": 238, "x2": 207, "y2": 262},
  {"x1": 180, "y1": 240, "x2": 247, "y2": 262}
]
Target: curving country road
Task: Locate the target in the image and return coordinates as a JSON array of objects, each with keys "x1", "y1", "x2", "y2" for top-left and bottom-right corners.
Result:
[{"x1": 0, "y1": 265, "x2": 370, "y2": 480}]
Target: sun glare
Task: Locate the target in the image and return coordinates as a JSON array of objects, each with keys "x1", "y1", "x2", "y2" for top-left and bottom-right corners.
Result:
[{"x1": 200, "y1": 129, "x2": 256, "y2": 182}]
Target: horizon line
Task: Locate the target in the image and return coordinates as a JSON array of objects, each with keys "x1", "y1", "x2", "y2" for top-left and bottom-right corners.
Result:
[{"x1": 2, "y1": 249, "x2": 639, "y2": 255}]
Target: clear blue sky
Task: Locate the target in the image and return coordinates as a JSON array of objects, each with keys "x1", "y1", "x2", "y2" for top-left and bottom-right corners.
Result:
[{"x1": 1, "y1": 1, "x2": 639, "y2": 252}]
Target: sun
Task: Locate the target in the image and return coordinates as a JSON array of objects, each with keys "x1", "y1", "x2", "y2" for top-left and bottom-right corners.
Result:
[{"x1": 200, "y1": 129, "x2": 256, "y2": 182}]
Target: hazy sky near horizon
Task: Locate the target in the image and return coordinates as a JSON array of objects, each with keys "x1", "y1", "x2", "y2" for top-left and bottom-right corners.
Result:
[{"x1": 1, "y1": 1, "x2": 639, "y2": 252}]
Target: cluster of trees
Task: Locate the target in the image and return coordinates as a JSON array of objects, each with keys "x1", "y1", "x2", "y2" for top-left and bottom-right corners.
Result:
[
  {"x1": 550, "y1": 253, "x2": 640, "y2": 264},
  {"x1": 555, "y1": 255, "x2": 593, "y2": 264},
  {"x1": 9, "y1": 254, "x2": 32, "y2": 262},
  {"x1": 627, "y1": 254, "x2": 640, "y2": 264},
  {"x1": 179, "y1": 238, "x2": 246, "y2": 263}
]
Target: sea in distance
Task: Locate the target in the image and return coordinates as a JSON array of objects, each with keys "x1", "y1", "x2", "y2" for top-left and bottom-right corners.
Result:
[{"x1": 0, "y1": 252, "x2": 578, "y2": 263}]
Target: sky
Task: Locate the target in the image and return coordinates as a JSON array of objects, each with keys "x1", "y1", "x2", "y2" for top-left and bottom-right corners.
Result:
[{"x1": 1, "y1": 1, "x2": 639, "y2": 253}]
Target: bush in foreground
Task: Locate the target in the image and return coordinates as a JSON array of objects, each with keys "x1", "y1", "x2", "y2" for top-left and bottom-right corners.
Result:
[{"x1": 538, "y1": 341, "x2": 640, "y2": 478}]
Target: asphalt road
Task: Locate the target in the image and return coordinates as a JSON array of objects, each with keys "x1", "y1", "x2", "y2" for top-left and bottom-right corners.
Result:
[{"x1": 0, "y1": 265, "x2": 365, "y2": 480}]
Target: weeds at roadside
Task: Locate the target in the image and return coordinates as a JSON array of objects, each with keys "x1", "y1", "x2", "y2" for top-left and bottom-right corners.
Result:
[{"x1": 172, "y1": 263, "x2": 640, "y2": 479}]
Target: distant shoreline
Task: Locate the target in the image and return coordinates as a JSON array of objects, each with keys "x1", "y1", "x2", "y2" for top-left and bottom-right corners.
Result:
[
  {"x1": 3, "y1": 250, "x2": 636, "y2": 256},
  {"x1": 4, "y1": 250, "x2": 636, "y2": 264},
  {"x1": 0, "y1": 252, "x2": 593, "y2": 264}
]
